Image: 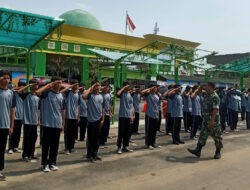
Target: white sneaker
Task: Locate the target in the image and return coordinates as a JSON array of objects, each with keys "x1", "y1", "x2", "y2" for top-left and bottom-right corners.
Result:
[
  {"x1": 49, "y1": 165, "x2": 59, "y2": 171},
  {"x1": 42, "y1": 165, "x2": 50, "y2": 172},
  {"x1": 148, "y1": 146, "x2": 154, "y2": 150},
  {"x1": 123, "y1": 147, "x2": 134, "y2": 152},
  {"x1": 117, "y1": 148, "x2": 122, "y2": 154},
  {"x1": 8, "y1": 149, "x2": 14, "y2": 154},
  {"x1": 14, "y1": 148, "x2": 22, "y2": 153},
  {"x1": 64, "y1": 150, "x2": 70, "y2": 155}
]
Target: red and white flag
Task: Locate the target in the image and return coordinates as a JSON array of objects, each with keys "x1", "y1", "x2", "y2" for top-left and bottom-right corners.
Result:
[{"x1": 126, "y1": 13, "x2": 136, "y2": 32}]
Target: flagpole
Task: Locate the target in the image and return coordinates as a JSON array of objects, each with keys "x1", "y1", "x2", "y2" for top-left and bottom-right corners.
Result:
[{"x1": 125, "y1": 10, "x2": 128, "y2": 49}]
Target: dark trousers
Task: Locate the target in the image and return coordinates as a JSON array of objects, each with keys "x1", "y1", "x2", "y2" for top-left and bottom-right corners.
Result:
[
  {"x1": 41, "y1": 126, "x2": 61, "y2": 166},
  {"x1": 157, "y1": 110, "x2": 162, "y2": 131},
  {"x1": 228, "y1": 109, "x2": 238, "y2": 130},
  {"x1": 132, "y1": 112, "x2": 140, "y2": 133},
  {"x1": 165, "y1": 113, "x2": 173, "y2": 134},
  {"x1": 79, "y1": 117, "x2": 88, "y2": 141},
  {"x1": 40, "y1": 125, "x2": 43, "y2": 146},
  {"x1": 100, "y1": 115, "x2": 110, "y2": 145},
  {"x1": 0, "y1": 129, "x2": 9, "y2": 171},
  {"x1": 22, "y1": 124, "x2": 37, "y2": 158},
  {"x1": 183, "y1": 112, "x2": 192, "y2": 131},
  {"x1": 9, "y1": 120, "x2": 22, "y2": 150},
  {"x1": 117, "y1": 117, "x2": 131, "y2": 148},
  {"x1": 87, "y1": 119, "x2": 101, "y2": 158},
  {"x1": 172, "y1": 117, "x2": 182, "y2": 142},
  {"x1": 220, "y1": 109, "x2": 227, "y2": 131},
  {"x1": 65, "y1": 119, "x2": 78, "y2": 151},
  {"x1": 190, "y1": 115, "x2": 201, "y2": 138},
  {"x1": 246, "y1": 112, "x2": 250, "y2": 129},
  {"x1": 241, "y1": 106, "x2": 246, "y2": 121},
  {"x1": 145, "y1": 115, "x2": 158, "y2": 146}
]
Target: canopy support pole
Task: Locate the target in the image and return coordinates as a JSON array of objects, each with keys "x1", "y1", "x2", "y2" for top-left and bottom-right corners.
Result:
[
  {"x1": 204, "y1": 70, "x2": 209, "y2": 82},
  {"x1": 112, "y1": 60, "x2": 120, "y2": 124},
  {"x1": 240, "y1": 72, "x2": 244, "y2": 89}
]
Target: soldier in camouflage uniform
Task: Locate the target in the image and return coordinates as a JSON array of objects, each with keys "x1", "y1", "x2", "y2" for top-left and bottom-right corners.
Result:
[{"x1": 188, "y1": 82, "x2": 223, "y2": 159}]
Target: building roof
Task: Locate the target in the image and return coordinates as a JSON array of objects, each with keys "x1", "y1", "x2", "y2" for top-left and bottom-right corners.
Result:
[
  {"x1": 59, "y1": 9, "x2": 102, "y2": 30},
  {"x1": 207, "y1": 52, "x2": 250, "y2": 66},
  {"x1": 48, "y1": 24, "x2": 200, "y2": 53},
  {"x1": 143, "y1": 34, "x2": 200, "y2": 49}
]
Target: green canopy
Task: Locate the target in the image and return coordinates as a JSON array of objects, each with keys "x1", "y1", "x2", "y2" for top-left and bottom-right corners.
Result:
[
  {"x1": 210, "y1": 57, "x2": 250, "y2": 73},
  {"x1": 0, "y1": 8, "x2": 64, "y2": 49},
  {"x1": 87, "y1": 48, "x2": 165, "y2": 65}
]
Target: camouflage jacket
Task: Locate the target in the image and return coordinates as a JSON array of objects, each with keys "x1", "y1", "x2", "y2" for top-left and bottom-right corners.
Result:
[{"x1": 202, "y1": 92, "x2": 220, "y2": 115}]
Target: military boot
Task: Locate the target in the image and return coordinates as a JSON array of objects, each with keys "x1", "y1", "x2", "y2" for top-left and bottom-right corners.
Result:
[
  {"x1": 214, "y1": 148, "x2": 221, "y2": 159},
  {"x1": 187, "y1": 144, "x2": 202, "y2": 158}
]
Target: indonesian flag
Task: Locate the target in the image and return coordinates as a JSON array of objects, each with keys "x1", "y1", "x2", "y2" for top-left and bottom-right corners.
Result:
[{"x1": 126, "y1": 14, "x2": 136, "y2": 32}]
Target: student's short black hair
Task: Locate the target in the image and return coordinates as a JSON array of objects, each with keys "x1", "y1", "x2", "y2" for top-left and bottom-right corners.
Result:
[
  {"x1": 248, "y1": 88, "x2": 250, "y2": 92},
  {"x1": 123, "y1": 81, "x2": 130, "y2": 86},
  {"x1": 79, "y1": 83, "x2": 86, "y2": 87},
  {"x1": 0, "y1": 70, "x2": 11, "y2": 77},
  {"x1": 91, "y1": 80, "x2": 99, "y2": 86},
  {"x1": 185, "y1": 85, "x2": 191, "y2": 91},
  {"x1": 135, "y1": 85, "x2": 140, "y2": 89},
  {"x1": 18, "y1": 81, "x2": 26, "y2": 87},
  {"x1": 70, "y1": 79, "x2": 79, "y2": 85},
  {"x1": 168, "y1": 85, "x2": 173, "y2": 89},
  {"x1": 207, "y1": 82, "x2": 215, "y2": 89},
  {"x1": 51, "y1": 76, "x2": 62, "y2": 82},
  {"x1": 193, "y1": 85, "x2": 199, "y2": 91},
  {"x1": 149, "y1": 83, "x2": 156, "y2": 88},
  {"x1": 29, "y1": 79, "x2": 38, "y2": 84},
  {"x1": 173, "y1": 84, "x2": 180, "y2": 89},
  {"x1": 102, "y1": 81, "x2": 109, "y2": 87}
]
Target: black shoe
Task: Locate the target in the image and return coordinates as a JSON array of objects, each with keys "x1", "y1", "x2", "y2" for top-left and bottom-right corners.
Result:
[
  {"x1": 178, "y1": 140, "x2": 185, "y2": 144},
  {"x1": 0, "y1": 173, "x2": 6, "y2": 181},
  {"x1": 172, "y1": 141, "x2": 179, "y2": 145},
  {"x1": 94, "y1": 156, "x2": 102, "y2": 161},
  {"x1": 214, "y1": 149, "x2": 221, "y2": 159},
  {"x1": 187, "y1": 144, "x2": 202, "y2": 158},
  {"x1": 29, "y1": 156, "x2": 39, "y2": 160},
  {"x1": 87, "y1": 157, "x2": 95, "y2": 163}
]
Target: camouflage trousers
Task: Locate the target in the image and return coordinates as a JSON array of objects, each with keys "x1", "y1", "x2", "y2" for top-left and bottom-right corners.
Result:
[{"x1": 198, "y1": 114, "x2": 223, "y2": 149}]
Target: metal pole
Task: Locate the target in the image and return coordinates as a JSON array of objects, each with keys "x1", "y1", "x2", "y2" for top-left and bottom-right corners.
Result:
[
  {"x1": 26, "y1": 50, "x2": 30, "y2": 92},
  {"x1": 112, "y1": 60, "x2": 119, "y2": 124},
  {"x1": 240, "y1": 72, "x2": 244, "y2": 89}
]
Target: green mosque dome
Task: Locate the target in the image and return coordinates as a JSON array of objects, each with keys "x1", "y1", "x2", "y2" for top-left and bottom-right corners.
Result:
[{"x1": 59, "y1": 9, "x2": 102, "y2": 30}]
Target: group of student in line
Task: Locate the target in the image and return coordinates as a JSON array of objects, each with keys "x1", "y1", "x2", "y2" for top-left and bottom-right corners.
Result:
[{"x1": 0, "y1": 68, "x2": 250, "y2": 181}]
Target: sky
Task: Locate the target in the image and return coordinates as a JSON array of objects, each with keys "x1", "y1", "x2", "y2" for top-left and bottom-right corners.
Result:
[{"x1": 1, "y1": 0, "x2": 250, "y2": 54}]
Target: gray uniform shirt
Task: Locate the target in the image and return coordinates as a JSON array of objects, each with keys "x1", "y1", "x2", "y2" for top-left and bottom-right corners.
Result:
[
  {"x1": 23, "y1": 93, "x2": 40, "y2": 125},
  {"x1": 246, "y1": 96, "x2": 250, "y2": 112},
  {"x1": 102, "y1": 93, "x2": 112, "y2": 116},
  {"x1": 228, "y1": 93, "x2": 239, "y2": 112},
  {"x1": 166, "y1": 97, "x2": 172, "y2": 114},
  {"x1": 14, "y1": 91, "x2": 23, "y2": 120},
  {"x1": 132, "y1": 93, "x2": 141, "y2": 113},
  {"x1": 191, "y1": 95, "x2": 201, "y2": 116},
  {"x1": 171, "y1": 94, "x2": 183, "y2": 118},
  {"x1": 119, "y1": 92, "x2": 133, "y2": 118},
  {"x1": 145, "y1": 93, "x2": 159, "y2": 119},
  {"x1": 41, "y1": 91, "x2": 65, "y2": 128},
  {"x1": 87, "y1": 93, "x2": 104, "y2": 122},
  {"x1": 241, "y1": 93, "x2": 246, "y2": 107},
  {"x1": 183, "y1": 94, "x2": 192, "y2": 113},
  {"x1": 0, "y1": 89, "x2": 15, "y2": 129},
  {"x1": 79, "y1": 92, "x2": 88, "y2": 117},
  {"x1": 65, "y1": 90, "x2": 80, "y2": 120}
]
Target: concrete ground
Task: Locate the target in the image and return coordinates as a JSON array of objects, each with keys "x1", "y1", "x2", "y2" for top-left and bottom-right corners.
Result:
[{"x1": 1, "y1": 119, "x2": 250, "y2": 190}]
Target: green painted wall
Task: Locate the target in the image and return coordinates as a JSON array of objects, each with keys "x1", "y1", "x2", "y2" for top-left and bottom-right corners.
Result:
[{"x1": 33, "y1": 52, "x2": 46, "y2": 76}]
